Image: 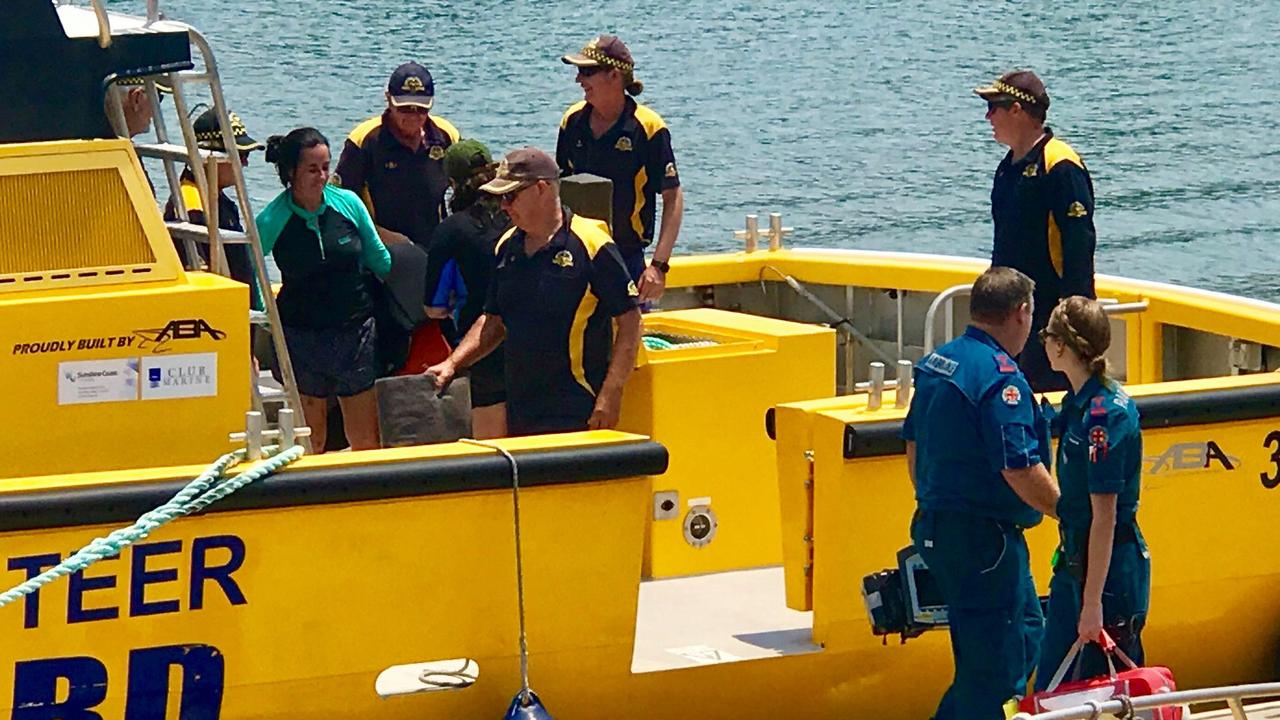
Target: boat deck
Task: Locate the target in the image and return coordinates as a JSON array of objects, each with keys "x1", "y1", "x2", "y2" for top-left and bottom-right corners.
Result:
[
  {"x1": 631, "y1": 566, "x2": 820, "y2": 673},
  {"x1": 631, "y1": 567, "x2": 1280, "y2": 718}
]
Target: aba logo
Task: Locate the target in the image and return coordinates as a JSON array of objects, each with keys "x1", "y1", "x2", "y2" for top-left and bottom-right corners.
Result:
[{"x1": 133, "y1": 319, "x2": 226, "y2": 354}]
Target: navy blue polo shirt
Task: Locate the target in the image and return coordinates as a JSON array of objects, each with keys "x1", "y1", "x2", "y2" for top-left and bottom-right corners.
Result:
[
  {"x1": 1054, "y1": 375, "x2": 1142, "y2": 546},
  {"x1": 334, "y1": 111, "x2": 460, "y2": 247},
  {"x1": 555, "y1": 97, "x2": 680, "y2": 253},
  {"x1": 903, "y1": 326, "x2": 1046, "y2": 527},
  {"x1": 483, "y1": 209, "x2": 639, "y2": 435},
  {"x1": 991, "y1": 128, "x2": 1096, "y2": 325}
]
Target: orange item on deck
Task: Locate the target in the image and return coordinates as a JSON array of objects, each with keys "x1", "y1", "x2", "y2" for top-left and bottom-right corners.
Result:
[{"x1": 396, "y1": 320, "x2": 452, "y2": 376}]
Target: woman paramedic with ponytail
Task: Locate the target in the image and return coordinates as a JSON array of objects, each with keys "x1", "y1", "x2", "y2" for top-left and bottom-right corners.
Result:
[{"x1": 1035, "y1": 296, "x2": 1151, "y2": 687}]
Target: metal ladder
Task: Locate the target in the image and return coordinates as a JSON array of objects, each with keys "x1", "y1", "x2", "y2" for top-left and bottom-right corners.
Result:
[{"x1": 94, "y1": 0, "x2": 310, "y2": 452}]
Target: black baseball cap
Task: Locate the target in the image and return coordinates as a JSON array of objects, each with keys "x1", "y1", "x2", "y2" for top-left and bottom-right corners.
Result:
[
  {"x1": 388, "y1": 61, "x2": 434, "y2": 110},
  {"x1": 192, "y1": 107, "x2": 263, "y2": 153}
]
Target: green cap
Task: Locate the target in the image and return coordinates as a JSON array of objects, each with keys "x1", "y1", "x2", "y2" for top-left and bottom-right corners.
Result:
[{"x1": 442, "y1": 139, "x2": 493, "y2": 181}]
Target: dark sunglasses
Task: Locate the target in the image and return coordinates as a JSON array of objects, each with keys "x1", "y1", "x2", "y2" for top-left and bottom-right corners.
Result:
[
  {"x1": 576, "y1": 65, "x2": 610, "y2": 78},
  {"x1": 393, "y1": 104, "x2": 431, "y2": 115},
  {"x1": 498, "y1": 182, "x2": 535, "y2": 204},
  {"x1": 986, "y1": 99, "x2": 1015, "y2": 114}
]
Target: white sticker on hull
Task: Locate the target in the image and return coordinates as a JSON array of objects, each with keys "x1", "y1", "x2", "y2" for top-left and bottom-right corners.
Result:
[
  {"x1": 57, "y1": 358, "x2": 139, "y2": 404},
  {"x1": 140, "y1": 352, "x2": 217, "y2": 400}
]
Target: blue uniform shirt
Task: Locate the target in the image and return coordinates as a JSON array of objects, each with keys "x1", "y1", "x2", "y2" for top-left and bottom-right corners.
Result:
[
  {"x1": 1053, "y1": 376, "x2": 1142, "y2": 543},
  {"x1": 904, "y1": 326, "x2": 1046, "y2": 527}
]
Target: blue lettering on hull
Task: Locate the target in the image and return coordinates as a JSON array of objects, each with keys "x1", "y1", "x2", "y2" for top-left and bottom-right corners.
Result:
[
  {"x1": 5, "y1": 535, "x2": 247, "y2": 630},
  {"x1": 4, "y1": 535, "x2": 246, "y2": 719},
  {"x1": 12, "y1": 645, "x2": 224, "y2": 720}
]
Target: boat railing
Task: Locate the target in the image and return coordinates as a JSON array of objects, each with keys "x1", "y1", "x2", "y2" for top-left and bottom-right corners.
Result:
[
  {"x1": 922, "y1": 283, "x2": 974, "y2": 354},
  {"x1": 87, "y1": 0, "x2": 111, "y2": 48},
  {"x1": 922, "y1": 285, "x2": 1150, "y2": 354},
  {"x1": 1011, "y1": 680, "x2": 1280, "y2": 720}
]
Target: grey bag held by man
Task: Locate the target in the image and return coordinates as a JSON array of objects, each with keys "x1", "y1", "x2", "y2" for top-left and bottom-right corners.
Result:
[{"x1": 376, "y1": 373, "x2": 472, "y2": 447}]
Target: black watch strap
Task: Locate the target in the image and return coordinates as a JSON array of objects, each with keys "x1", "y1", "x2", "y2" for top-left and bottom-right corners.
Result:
[{"x1": 650, "y1": 258, "x2": 670, "y2": 273}]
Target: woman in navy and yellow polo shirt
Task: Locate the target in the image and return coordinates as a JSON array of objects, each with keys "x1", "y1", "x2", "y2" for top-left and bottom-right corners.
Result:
[
  {"x1": 1035, "y1": 296, "x2": 1150, "y2": 687},
  {"x1": 257, "y1": 127, "x2": 391, "y2": 453}
]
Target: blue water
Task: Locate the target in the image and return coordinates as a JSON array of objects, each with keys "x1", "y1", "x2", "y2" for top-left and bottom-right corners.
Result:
[{"x1": 114, "y1": 0, "x2": 1280, "y2": 300}]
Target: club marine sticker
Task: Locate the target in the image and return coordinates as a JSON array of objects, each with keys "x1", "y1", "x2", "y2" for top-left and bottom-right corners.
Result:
[{"x1": 140, "y1": 353, "x2": 218, "y2": 400}]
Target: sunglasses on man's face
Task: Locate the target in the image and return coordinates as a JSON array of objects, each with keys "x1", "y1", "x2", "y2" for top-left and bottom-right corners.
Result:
[
  {"x1": 577, "y1": 65, "x2": 610, "y2": 78},
  {"x1": 499, "y1": 182, "x2": 535, "y2": 204},
  {"x1": 986, "y1": 99, "x2": 1016, "y2": 114},
  {"x1": 394, "y1": 104, "x2": 430, "y2": 115}
]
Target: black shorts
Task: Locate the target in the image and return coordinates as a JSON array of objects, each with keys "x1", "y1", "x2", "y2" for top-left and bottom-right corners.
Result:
[
  {"x1": 467, "y1": 347, "x2": 506, "y2": 408},
  {"x1": 284, "y1": 316, "x2": 378, "y2": 398}
]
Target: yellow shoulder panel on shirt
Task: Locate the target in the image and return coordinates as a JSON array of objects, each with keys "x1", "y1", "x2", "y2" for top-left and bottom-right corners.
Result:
[
  {"x1": 494, "y1": 225, "x2": 519, "y2": 254},
  {"x1": 560, "y1": 101, "x2": 588, "y2": 130},
  {"x1": 1043, "y1": 137, "x2": 1083, "y2": 172},
  {"x1": 632, "y1": 104, "x2": 669, "y2": 139},
  {"x1": 431, "y1": 116, "x2": 461, "y2": 143},
  {"x1": 347, "y1": 115, "x2": 383, "y2": 147},
  {"x1": 180, "y1": 180, "x2": 204, "y2": 213},
  {"x1": 570, "y1": 214, "x2": 614, "y2": 259}
]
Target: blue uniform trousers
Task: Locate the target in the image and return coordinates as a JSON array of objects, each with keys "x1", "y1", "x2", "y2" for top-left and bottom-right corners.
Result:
[
  {"x1": 912, "y1": 509, "x2": 1043, "y2": 720},
  {"x1": 1035, "y1": 536, "x2": 1150, "y2": 689}
]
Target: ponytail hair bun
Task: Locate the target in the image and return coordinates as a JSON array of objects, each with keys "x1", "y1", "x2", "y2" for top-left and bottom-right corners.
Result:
[{"x1": 264, "y1": 134, "x2": 286, "y2": 165}]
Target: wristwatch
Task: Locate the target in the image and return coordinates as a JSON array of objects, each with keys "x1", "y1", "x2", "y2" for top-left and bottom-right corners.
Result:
[{"x1": 650, "y1": 258, "x2": 670, "y2": 273}]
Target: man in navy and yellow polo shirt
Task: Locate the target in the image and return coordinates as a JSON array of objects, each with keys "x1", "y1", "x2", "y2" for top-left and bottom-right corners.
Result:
[
  {"x1": 334, "y1": 61, "x2": 460, "y2": 249},
  {"x1": 975, "y1": 70, "x2": 1096, "y2": 393},
  {"x1": 557, "y1": 34, "x2": 684, "y2": 303},
  {"x1": 426, "y1": 147, "x2": 641, "y2": 436}
]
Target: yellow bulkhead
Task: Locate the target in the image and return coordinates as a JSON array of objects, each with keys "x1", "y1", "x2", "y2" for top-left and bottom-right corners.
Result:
[
  {"x1": 619, "y1": 308, "x2": 834, "y2": 578},
  {"x1": 775, "y1": 372, "x2": 1280, "y2": 703},
  {"x1": 0, "y1": 139, "x2": 250, "y2": 478}
]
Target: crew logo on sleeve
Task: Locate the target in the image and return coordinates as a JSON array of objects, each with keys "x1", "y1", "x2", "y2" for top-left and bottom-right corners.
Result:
[{"x1": 1002, "y1": 384, "x2": 1022, "y2": 406}]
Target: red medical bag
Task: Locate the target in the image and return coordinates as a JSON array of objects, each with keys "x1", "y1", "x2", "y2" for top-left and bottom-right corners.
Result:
[{"x1": 1020, "y1": 632, "x2": 1180, "y2": 719}]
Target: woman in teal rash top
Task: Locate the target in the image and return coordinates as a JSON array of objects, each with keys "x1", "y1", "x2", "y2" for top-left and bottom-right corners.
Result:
[{"x1": 257, "y1": 127, "x2": 392, "y2": 452}]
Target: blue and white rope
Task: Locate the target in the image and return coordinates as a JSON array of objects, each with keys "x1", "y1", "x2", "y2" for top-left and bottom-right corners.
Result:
[{"x1": 0, "y1": 444, "x2": 304, "y2": 610}]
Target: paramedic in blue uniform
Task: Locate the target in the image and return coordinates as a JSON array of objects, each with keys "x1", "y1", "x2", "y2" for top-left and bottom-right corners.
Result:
[
  {"x1": 557, "y1": 34, "x2": 683, "y2": 302},
  {"x1": 975, "y1": 70, "x2": 1096, "y2": 393},
  {"x1": 904, "y1": 266, "x2": 1060, "y2": 720},
  {"x1": 1035, "y1": 296, "x2": 1149, "y2": 688},
  {"x1": 334, "y1": 62, "x2": 460, "y2": 250},
  {"x1": 425, "y1": 147, "x2": 642, "y2": 436}
]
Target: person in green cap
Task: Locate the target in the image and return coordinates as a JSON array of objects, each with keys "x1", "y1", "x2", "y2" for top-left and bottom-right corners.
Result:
[{"x1": 423, "y1": 139, "x2": 511, "y2": 438}]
